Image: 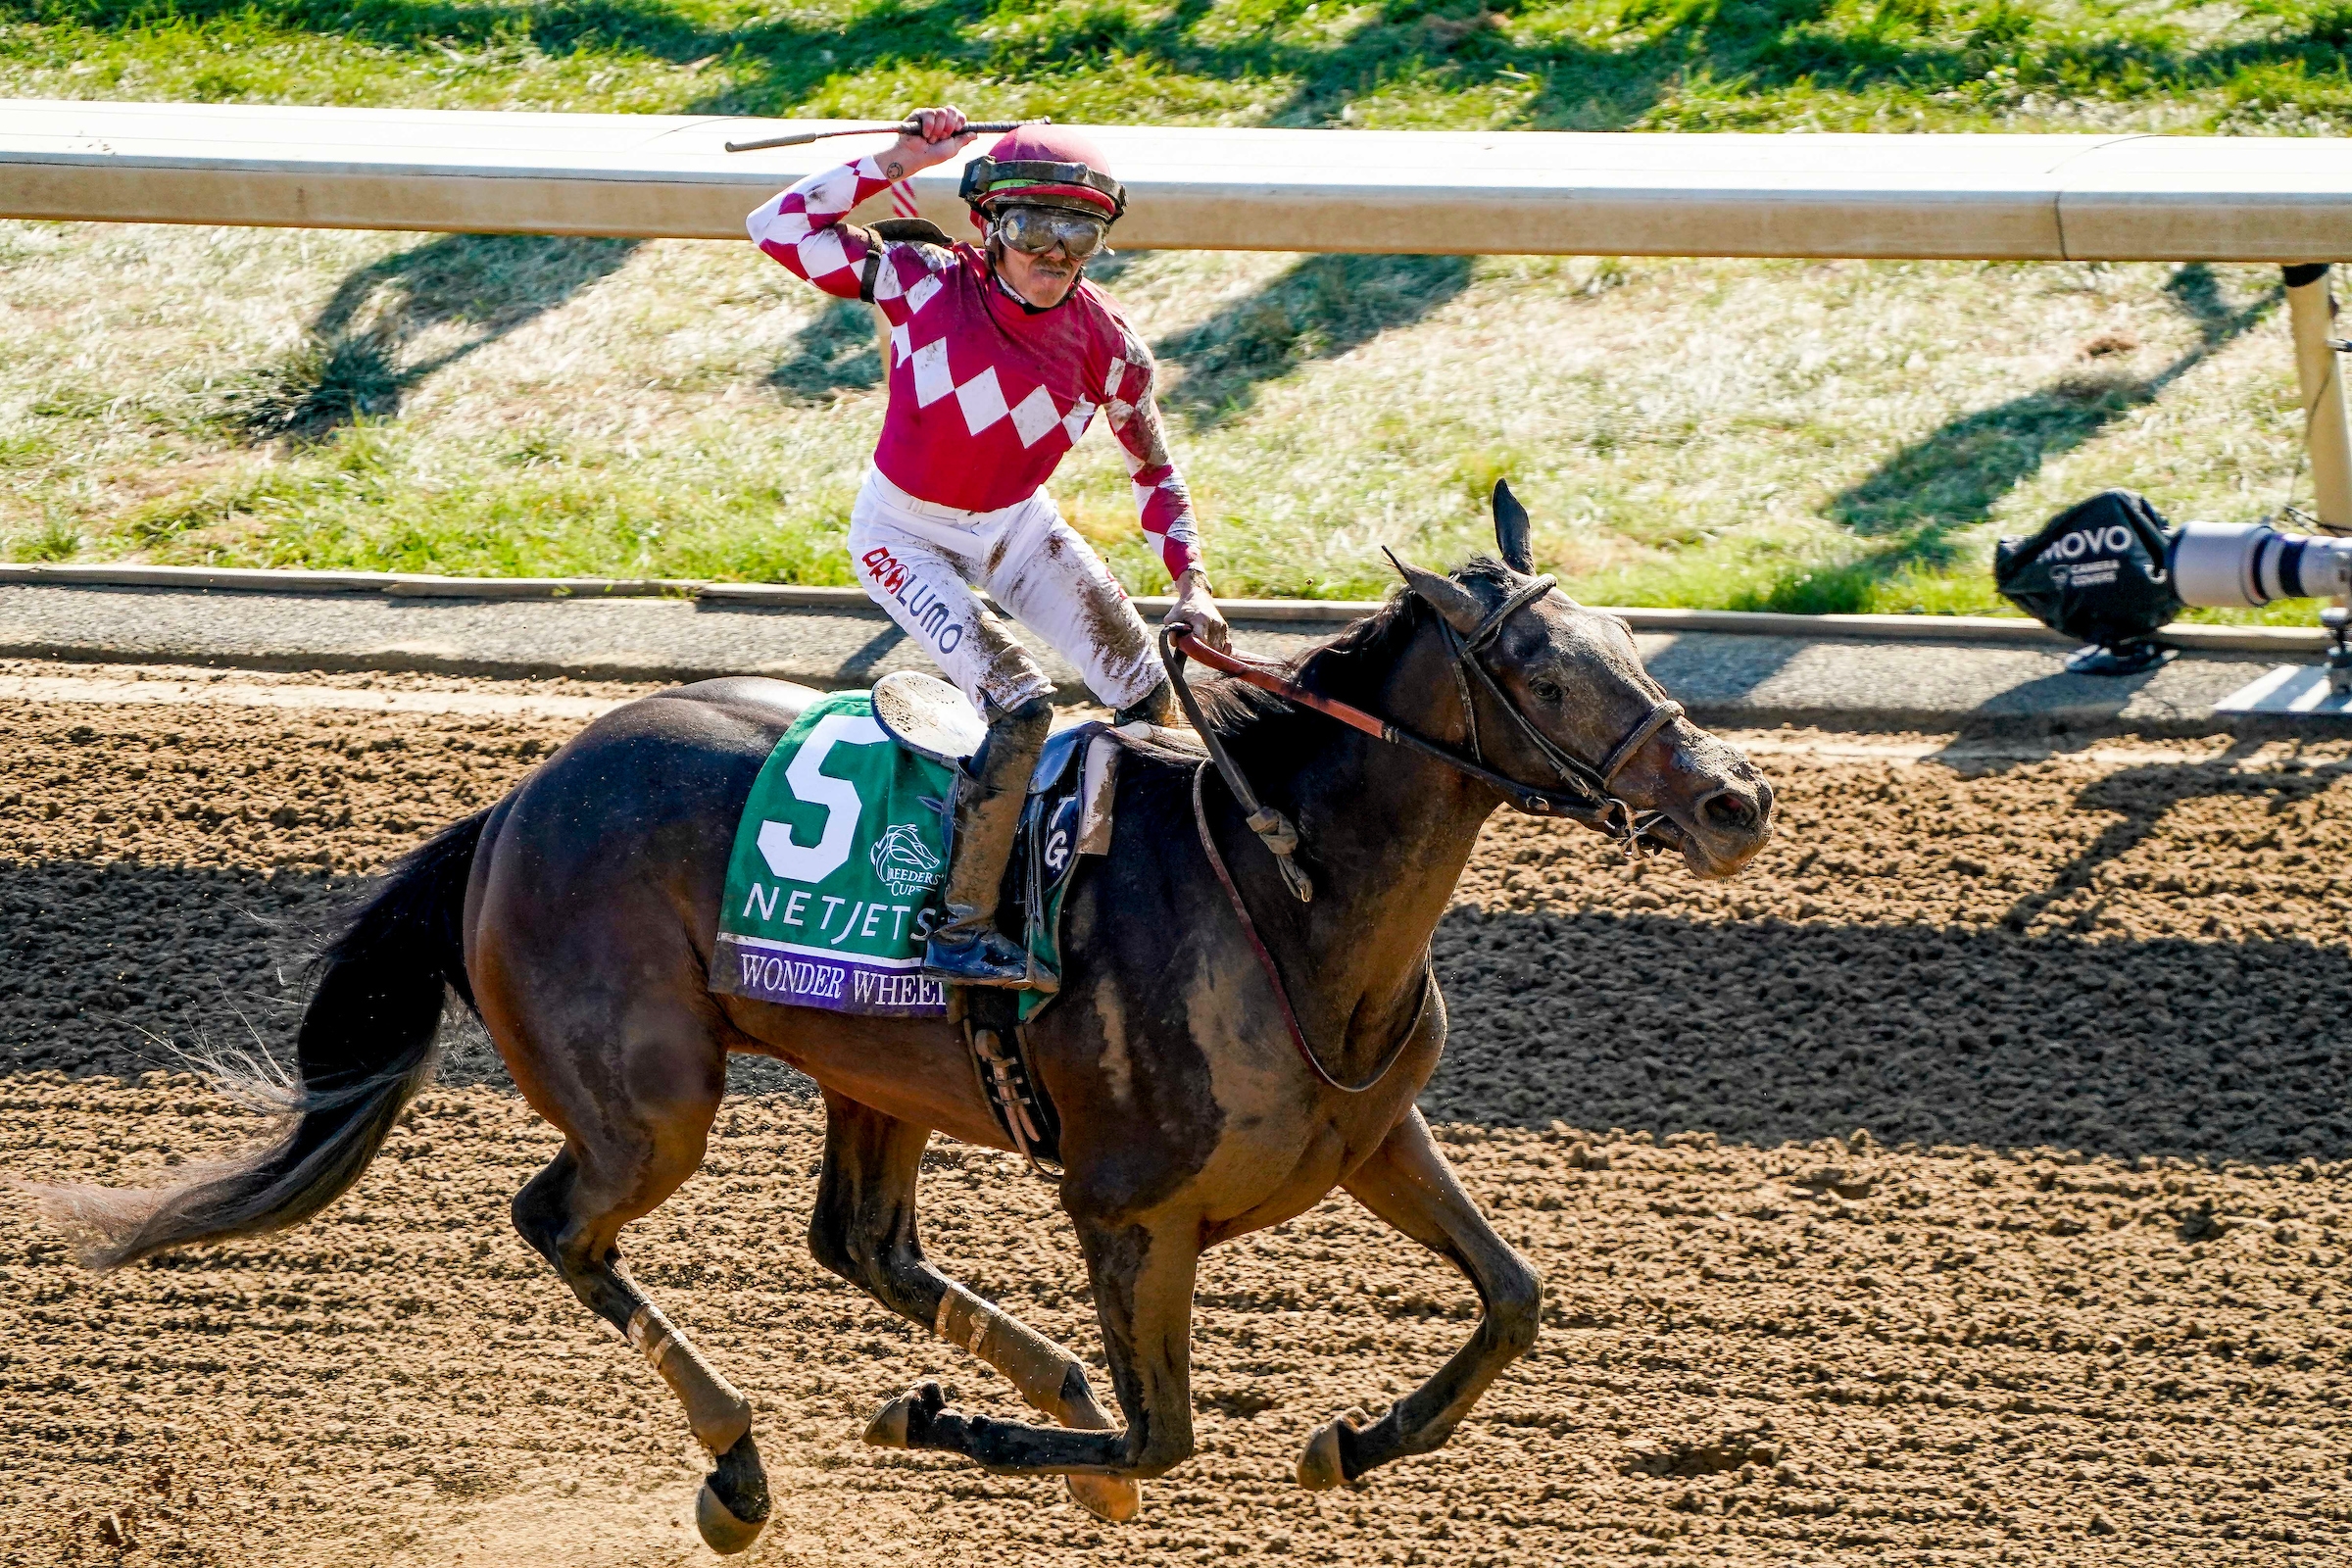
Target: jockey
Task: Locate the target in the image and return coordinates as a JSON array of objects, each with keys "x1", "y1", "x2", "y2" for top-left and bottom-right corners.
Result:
[{"x1": 748, "y1": 107, "x2": 1230, "y2": 989}]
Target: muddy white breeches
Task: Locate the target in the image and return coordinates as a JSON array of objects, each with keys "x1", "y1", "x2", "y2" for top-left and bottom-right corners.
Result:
[{"x1": 847, "y1": 468, "x2": 1163, "y2": 715}]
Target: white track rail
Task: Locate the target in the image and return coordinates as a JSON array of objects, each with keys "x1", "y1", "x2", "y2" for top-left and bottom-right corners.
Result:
[
  {"x1": 5, "y1": 98, "x2": 2351, "y2": 538},
  {"x1": 5, "y1": 100, "x2": 2352, "y2": 260}
]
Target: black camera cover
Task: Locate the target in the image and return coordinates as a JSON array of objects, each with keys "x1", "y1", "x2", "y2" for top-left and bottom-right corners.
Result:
[{"x1": 1994, "y1": 489, "x2": 2181, "y2": 649}]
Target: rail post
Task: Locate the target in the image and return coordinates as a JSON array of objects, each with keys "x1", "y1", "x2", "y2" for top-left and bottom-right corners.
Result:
[{"x1": 2283, "y1": 263, "x2": 2352, "y2": 535}]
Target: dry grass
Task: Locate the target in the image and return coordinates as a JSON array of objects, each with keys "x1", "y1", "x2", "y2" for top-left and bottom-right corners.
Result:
[{"x1": 0, "y1": 216, "x2": 2326, "y2": 618}]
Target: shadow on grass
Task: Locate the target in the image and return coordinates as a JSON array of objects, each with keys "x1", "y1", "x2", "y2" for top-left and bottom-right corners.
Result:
[
  {"x1": 767, "y1": 299, "x2": 884, "y2": 404},
  {"x1": 1154, "y1": 253, "x2": 1473, "y2": 428},
  {"x1": 218, "y1": 232, "x2": 640, "y2": 442},
  {"x1": 1737, "y1": 264, "x2": 2282, "y2": 613}
]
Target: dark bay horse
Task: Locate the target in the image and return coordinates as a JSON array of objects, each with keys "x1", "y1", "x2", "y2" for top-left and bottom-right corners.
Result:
[{"x1": 40, "y1": 496, "x2": 1774, "y2": 1551}]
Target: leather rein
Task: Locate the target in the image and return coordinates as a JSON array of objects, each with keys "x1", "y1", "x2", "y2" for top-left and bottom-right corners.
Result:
[{"x1": 1159, "y1": 575, "x2": 1686, "y2": 1095}]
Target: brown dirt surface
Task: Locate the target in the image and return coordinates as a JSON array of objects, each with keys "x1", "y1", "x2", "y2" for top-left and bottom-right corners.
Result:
[{"x1": 4, "y1": 669, "x2": 2351, "y2": 1565}]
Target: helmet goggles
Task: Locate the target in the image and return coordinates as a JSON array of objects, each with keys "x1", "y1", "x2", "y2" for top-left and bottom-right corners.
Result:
[{"x1": 990, "y1": 203, "x2": 1110, "y2": 261}]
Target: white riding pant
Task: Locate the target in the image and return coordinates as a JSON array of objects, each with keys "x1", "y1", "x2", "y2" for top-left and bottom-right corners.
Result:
[{"x1": 846, "y1": 468, "x2": 1162, "y2": 715}]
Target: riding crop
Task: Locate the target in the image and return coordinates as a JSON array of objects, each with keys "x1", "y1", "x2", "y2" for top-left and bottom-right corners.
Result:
[{"x1": 724, "y1": 118, "x2": 1047, "y2": 154}]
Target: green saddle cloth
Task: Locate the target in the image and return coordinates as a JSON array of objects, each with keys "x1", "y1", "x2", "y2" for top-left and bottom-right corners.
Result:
[
  {"x1": 712, "y1": 690, "x2": 956, "y2": 1018},
  {"x1": 710, "y1": 689, "x2": 1113, "y2": 1020}
]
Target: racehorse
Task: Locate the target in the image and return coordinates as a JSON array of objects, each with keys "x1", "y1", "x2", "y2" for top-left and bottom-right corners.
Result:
[{"x1": 38, "y1": 487, "x2": 1774, "y2": 1552}]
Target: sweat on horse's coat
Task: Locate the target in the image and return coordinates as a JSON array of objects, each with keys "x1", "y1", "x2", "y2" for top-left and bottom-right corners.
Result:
[{"x1": 34, "y1": 493, "x2": 1774, "y2": 1551}]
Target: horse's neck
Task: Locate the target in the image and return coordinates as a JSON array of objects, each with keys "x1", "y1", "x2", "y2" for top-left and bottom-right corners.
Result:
[{"x1": 1232, "y1": 629, "x2": 1495, "y2": 1052}]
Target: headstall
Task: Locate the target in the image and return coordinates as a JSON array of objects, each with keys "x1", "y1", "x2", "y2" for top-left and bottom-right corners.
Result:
[{"x1": 1158, "y1": 574, "x2": 1686, "y2": 1094}]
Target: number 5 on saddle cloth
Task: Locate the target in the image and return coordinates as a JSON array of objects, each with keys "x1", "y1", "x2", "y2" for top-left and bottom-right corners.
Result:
[
  {"x1": 710, "y1": 674, "x2": 1125, "y2": 1163},
  {"x1": 711, "y1": 672, "x2": 1119, "y2": 1016}
]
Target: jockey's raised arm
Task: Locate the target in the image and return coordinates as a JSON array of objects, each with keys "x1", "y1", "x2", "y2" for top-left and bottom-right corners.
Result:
[
  {"x1": 1102, "y1": 346, "x2": 1204, "y2": 586},
  {"x1": 745, "y1": 108, "x2": 1225, "y2": 989},
  {"x1": 747, "y1": 125, "x2": 1215, "y2": 623}
]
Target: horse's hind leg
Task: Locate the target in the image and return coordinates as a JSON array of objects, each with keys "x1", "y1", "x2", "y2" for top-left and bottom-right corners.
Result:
[
  {"x1": 509, "y1": 1065, "x2": 770, "y2": 1553},
  {"x1": 1302, "y1": 1106, "x2": 1543, "y2": 1490},
  {"x1": 872, "y1": 1208, "x2": 1202, "y2": 1484},
  {"x1": 809, "y1": 1090, "x2": 1142, "y2": 1522}
]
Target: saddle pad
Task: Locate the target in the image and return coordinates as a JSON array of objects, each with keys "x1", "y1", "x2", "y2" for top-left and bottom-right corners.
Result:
[
  {"x1": 1015, "y1": 730, "x2": 1121, "y2": 1023},
  {"x1": 712, "y1": 690, "x2": 956, "y2": 1018}
]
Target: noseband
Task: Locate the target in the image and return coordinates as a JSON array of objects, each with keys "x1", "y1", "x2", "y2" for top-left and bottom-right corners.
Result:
[
  {"x1": 1161, "y1": 576, "x2": 1686, "y2": 900},
  {"x1": 1158, "y1": 578, "x2": 1684, "y2": 1096}
]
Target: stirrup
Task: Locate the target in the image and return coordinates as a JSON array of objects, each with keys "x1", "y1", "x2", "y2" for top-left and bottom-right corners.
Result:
[{"x1": 924, "y1": 926, "x2": 1043, "y2": 990}]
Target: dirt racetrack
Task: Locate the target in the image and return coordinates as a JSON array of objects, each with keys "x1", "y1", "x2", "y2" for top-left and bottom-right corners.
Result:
[{"x1": 6, "y1": 661, "x2": 2352, "y2": 1566}]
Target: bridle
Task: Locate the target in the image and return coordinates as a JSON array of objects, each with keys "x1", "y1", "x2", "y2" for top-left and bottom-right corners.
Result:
[
  {"x1": 1163, "y1": 574, "x2": 1688, "y2": 894},
  {"x1": 1421, "y1": 571, "x2": 1687, "y2": 847},
  {"x1": 1158, "y1": 572, "x2": 1687, "y2": 1094}
]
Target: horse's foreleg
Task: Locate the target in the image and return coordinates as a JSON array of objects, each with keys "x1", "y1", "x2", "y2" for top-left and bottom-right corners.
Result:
[
  {"x1": 512, "y1": 1133, "x2": 769, "y2": 1553},
  {"x1": 811, "y1": 1091, "x2": 1140, "y2": 1521},
  {"x1": 1304, "y1": 1106, "x2": 1543, "y2": 1489},
  {"x1": 871, "y1": 1211, "x2": 1200, "y2": 1485}
]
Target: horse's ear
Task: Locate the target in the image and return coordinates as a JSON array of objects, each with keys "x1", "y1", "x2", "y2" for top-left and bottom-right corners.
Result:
[
  {"x1": 1493, "y1": 478, "x2": 1535, "y2": 574},
  {"x1": 1383, "y1": 547, "x2": 1487, "y2": 636}
]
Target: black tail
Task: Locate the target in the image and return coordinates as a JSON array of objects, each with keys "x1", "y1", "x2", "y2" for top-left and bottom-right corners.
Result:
[{"x1": 36, "y1": 808, "x2": 490, "y2": 1269}]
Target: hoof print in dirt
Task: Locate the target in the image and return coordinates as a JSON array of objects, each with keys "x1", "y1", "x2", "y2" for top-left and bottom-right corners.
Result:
[{"x1": 1622, "y1": 1427, "x2": 1783, "y2": 1479}]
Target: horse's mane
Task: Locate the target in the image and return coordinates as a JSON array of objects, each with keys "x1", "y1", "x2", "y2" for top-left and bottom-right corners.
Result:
[{"x1": 1122, "y1": 555, "x2": 1515, "y2": 782}]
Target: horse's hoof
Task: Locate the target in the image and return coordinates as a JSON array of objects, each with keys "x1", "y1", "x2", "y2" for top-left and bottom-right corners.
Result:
[
  {"x1": 695, "y1": 1432, "x2": 771, "y2": 1555},
  {"x1": 1066, "y1": 1472, "x2": 1143, "y2": 1523},
  {"x1": 695, "y1": 1481, "x2": 766, "y2": 1554},
  {"x1": 863, "y1": 1379, "x2": 944, "y2": 1449},
  {"x1": 863, "y1": 1393, "x2": 914, "y2": 1448},
  {"x1": 1297, "y1": 1411, "x2": 1365, "y2": 1491}
]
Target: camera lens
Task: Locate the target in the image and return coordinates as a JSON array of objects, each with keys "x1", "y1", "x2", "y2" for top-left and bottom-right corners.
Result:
[{"x1": 2171, "y1": 521, "x2": 2352, "y2": 608}]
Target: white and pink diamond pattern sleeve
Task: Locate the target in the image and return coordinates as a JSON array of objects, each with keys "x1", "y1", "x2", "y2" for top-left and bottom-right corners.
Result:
[
  {"x1": 1105, "y1": 347, "x2": 1203, "y2": 582},
  {"x1": 745, "y1": 157, "x2": 893, "y2": 302}
]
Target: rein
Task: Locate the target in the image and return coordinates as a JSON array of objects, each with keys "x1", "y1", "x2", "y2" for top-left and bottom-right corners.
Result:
[
  {"x1": 1158, "y1": 577, "x2": 1685, "y2": 1096},
  {"x1": 1190, "y1": 762, "x2": 1434, "y2": 1094}
]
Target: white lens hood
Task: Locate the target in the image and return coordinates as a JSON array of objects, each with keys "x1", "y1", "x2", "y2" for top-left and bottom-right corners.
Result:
[{"x1": 2171, "y1": 520, "x2": 2352, "y2": 608}]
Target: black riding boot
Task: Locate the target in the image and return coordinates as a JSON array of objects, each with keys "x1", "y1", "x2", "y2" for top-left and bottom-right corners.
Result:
[{"x1": 923, "y1": 696, "x2": 1051, "y2": 989}]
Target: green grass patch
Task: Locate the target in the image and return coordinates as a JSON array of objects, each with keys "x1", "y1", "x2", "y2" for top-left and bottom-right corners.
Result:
[
  {"x1": 7, "y1": 0, "x2": 2352, "y2": 133},
  {"x1": 2, "y1": 2, "x2": 2350, "y2": 616}
]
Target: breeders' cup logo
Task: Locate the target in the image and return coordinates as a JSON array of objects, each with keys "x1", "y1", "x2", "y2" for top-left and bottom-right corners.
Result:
[{"x1": 870, "y1": 822, "x2": 944, "y2": 898}]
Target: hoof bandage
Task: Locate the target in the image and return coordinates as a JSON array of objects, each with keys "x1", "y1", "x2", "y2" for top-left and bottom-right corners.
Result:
[
  {"x1": 933, "y1": 1283, "x2": 1097, "y2": 1426},
  {"x1": 627, "y1": 1303, "x2": 753, "y2": 1455}
]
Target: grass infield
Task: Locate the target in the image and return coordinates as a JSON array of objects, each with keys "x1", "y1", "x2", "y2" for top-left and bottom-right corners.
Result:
[{"x1": 3, "y1": 0, "x2": 2351, "y2": 615}]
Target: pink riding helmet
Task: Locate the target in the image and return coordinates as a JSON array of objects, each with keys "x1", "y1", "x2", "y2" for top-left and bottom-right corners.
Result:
[{"x1": 958, "y1": 124, "x2": 1127, "y2": 229}]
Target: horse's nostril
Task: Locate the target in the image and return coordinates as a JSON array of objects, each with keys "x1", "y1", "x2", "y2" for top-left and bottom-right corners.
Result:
[{"x1": 1701, "y1": 789, "x2": 1759, "y2": 832}]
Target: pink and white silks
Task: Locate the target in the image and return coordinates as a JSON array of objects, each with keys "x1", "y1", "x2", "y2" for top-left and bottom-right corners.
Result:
[{"x1": 748, "y1": 155, "x2": 1200, "y2": 713}]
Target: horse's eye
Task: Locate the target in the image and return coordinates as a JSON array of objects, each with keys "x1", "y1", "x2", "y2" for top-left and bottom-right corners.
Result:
[{"x1": 1530, "y1": 677, "x2": 1563, "y2": 704}]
